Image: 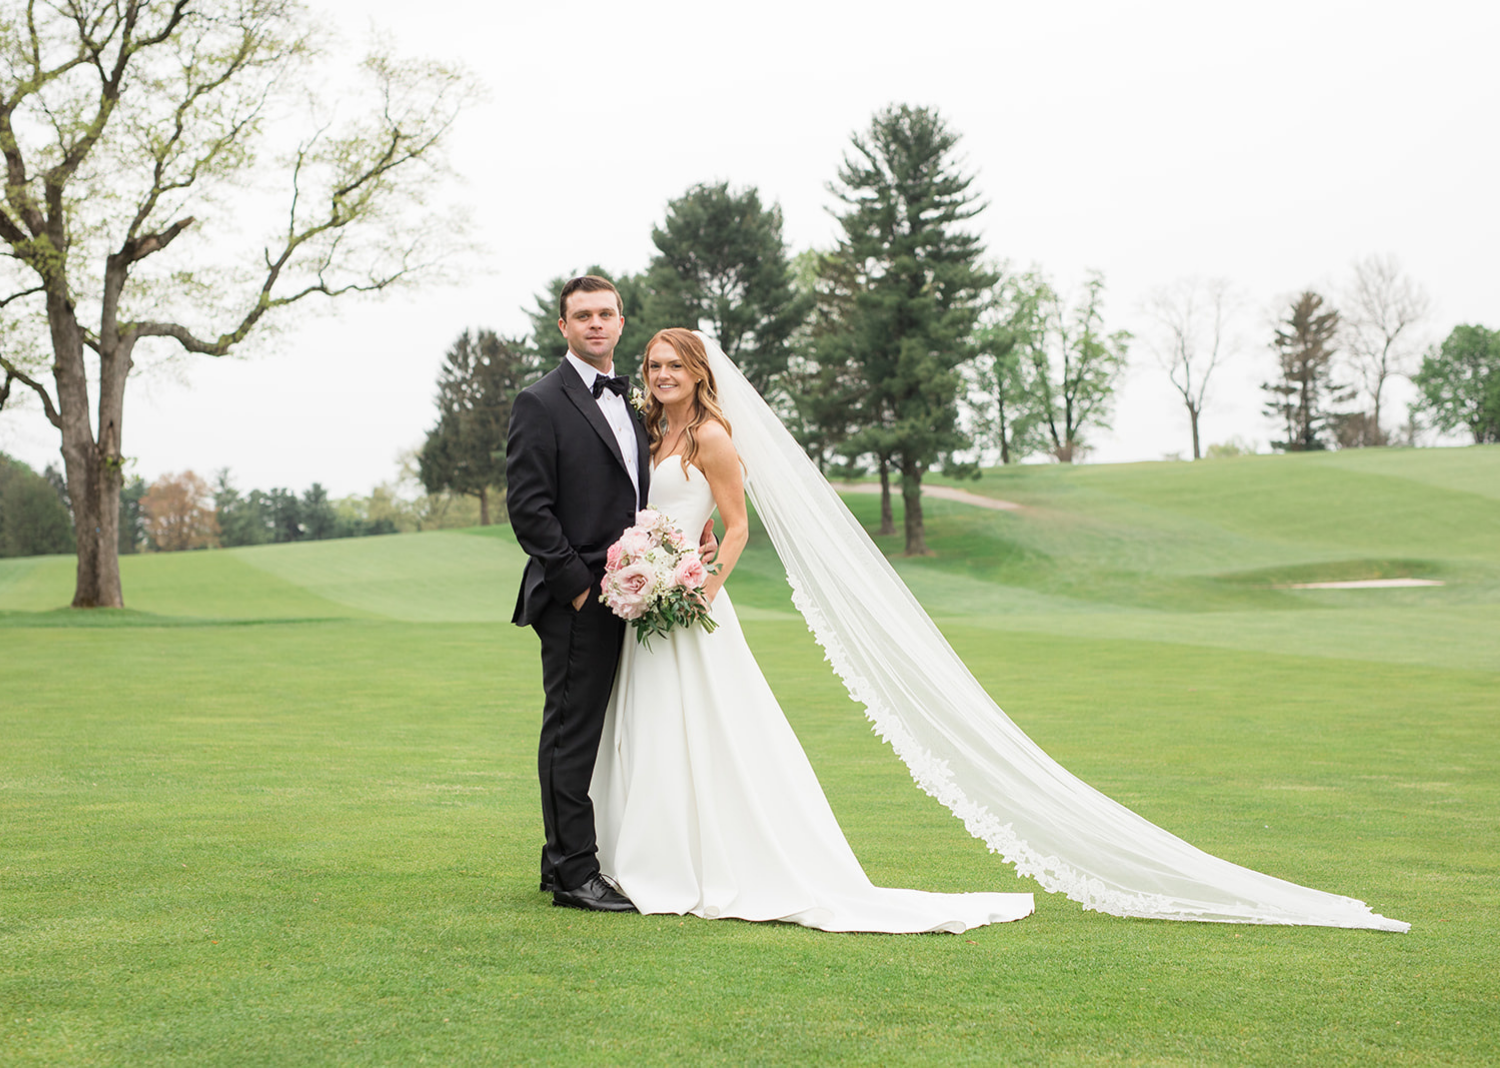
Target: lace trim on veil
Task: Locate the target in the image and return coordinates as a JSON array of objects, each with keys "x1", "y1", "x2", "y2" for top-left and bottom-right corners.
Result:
[{"x1": 791, "y1": 577, "x2": 1207, "y2": 920}]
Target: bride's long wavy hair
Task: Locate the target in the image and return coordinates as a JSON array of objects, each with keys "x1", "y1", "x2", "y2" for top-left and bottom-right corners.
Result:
[{"x1": 641, "y1": 328, "x2": 732, "y2": 476}]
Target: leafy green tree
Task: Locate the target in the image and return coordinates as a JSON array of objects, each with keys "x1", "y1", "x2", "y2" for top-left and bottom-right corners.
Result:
[
  {"x1": 418, "y1": 329, "x2": 537, "y2": 525},
  {"x1": 0, "y1": 453, "x2": 75, "y2": 557},
  {"x1": 645, "y1": 182, "x2": 810, "y2": 395},
  {"x1": 1004, "y1": 271, "x2": 1129, "y2": 463},
  {"x1": 0, "y1": 2, "x2": 472, "y2": 607},
  {"x1": 1412, "y1": 324, "x2": 1500, "y2": 444},
  {"x1": 527, "y1": 269, "x2": 661, "y2": 372},
  {"x1": 967, "y1": 273, "x2": 1053, "y2": 465},
  {"x1": 1263, "y1": 291, "x2": 1350, "y2": 452},
  {"x1": 824, "y1": 104, "x2": 996, "y2": 554}
]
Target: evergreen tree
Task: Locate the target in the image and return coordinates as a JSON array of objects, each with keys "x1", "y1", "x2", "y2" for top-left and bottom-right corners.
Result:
[
  {"x1": 213, "y1": 471, "x2": 272, "y2": 547},
  {"x1": 268, "y1": 489, "x2": 303, "y2": 543},
  {"x1": 645, "y1": 182, "x2": 810, "y2": 395},
  {"x1": 527, "y1": 269, "x2": 661, "y2": 372},
  {"x1": 418, "y1": 329, "x2": 538, "y2": 525},
  {"x1": 1263, "y1": 292, "x2": 1350, "y2": 452},
  {"x1": 301, "y1": 483, "x2": 338, "y2": 540},
  {"x1": 823, "y1": 104, "x2": 996, "y2": 553},
  {"x1": 1413, "y1": 324, "x2": 1500, "y2": 444},
  {"x1": 119, "y1": 477, "x2": 147, "y2": 554}
]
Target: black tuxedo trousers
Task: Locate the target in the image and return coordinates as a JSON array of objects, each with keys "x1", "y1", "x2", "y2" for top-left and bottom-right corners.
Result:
[{"x1": 505, "y1": 361, "x2": 650, "y2": 891}]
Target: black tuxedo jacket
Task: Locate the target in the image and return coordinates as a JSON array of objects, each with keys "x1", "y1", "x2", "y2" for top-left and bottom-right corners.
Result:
[{"x1": 506, "y1": 361, "x2": 651, "y2": 626}]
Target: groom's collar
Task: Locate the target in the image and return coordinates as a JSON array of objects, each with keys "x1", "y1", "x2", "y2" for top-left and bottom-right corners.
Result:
[{"x1": 564, "y1": 349, "x2": 616, "y2": 388}]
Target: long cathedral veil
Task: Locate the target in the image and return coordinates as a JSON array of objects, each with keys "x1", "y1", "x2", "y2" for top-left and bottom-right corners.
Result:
[{"x1": 697, "y1": 333, "x2": 1406, "y2": 931}]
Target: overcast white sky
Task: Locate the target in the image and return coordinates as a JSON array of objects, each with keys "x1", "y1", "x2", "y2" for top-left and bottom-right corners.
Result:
[{"x1": 2, "y1": 0, "x2": 1496, "y2": 495}]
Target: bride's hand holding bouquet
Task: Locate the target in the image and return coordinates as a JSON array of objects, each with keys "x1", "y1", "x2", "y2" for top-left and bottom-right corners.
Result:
[{"x1": 600, "y1": 508, "x2": 719, "y2": 646}]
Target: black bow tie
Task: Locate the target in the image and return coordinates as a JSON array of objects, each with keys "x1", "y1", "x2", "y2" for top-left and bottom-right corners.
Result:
[{"x1": 592, "y1": 374, "x2": 629, "y2": 399}]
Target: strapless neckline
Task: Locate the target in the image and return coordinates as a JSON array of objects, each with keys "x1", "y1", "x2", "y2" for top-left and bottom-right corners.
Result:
[{"x1": 651, "y1": 453, "x2": 687, "y2": 475}]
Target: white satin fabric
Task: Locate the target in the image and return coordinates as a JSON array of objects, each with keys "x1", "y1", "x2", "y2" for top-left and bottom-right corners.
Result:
[{"x1": 592, "y1": 455, "x2": 1035, "y2": 933}]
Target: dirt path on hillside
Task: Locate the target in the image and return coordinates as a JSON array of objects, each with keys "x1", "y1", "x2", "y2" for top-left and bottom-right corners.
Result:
[{"x1": 839, "y1": 483, "x2": 1025, "y2": 512}]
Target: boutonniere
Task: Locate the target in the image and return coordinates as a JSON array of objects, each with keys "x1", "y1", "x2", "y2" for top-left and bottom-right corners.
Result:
[{"x1": 629, "y1": 386, "x2": 647, "y2": 415}]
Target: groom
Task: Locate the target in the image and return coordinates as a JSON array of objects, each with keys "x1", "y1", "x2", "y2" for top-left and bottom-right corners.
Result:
[{"x1": 506, "y1": 275, "x2": 711, "y2": 912}]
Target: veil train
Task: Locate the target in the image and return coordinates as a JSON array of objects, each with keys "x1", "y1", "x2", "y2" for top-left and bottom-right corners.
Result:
[{"x1": 698, "y1": 332, "x2": 1407, "y2": 932}]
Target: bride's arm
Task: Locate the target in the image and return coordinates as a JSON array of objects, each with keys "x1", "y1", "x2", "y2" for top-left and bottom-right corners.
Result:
[{"x1": 695, "y1": 420, "x2": 748, "y2": 604}]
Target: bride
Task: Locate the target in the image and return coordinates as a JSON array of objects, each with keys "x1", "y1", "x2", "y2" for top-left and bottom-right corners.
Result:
[
  {"x1": 591, "y1": 328, "x2": 1407, "y2": 934},
  {"x1": 592, "y1": 328, "x2": 1032, "y2": 932}
]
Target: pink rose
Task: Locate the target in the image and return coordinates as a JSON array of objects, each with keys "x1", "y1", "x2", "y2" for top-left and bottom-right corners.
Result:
[
  {"x1": 618, "y1": 528, "x2": 653, "y2": 558},
  {"x1": 605, "y1": 541, "x2": 624, "y2": 572},
  {"x1": 603, "y1": 561, "x2": 658, "y2": 620},
  {"x1": 673, "y1": 552, "x2": 708, "y2": 590},
  {"x1": 635, "y1": 509, "x2": 663, "y2": 529}
]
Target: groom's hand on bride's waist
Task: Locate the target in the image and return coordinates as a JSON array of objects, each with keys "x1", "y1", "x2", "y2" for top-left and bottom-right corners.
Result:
[{"x1": 699, "y1": 520, "x2": 719, "y2": 563}]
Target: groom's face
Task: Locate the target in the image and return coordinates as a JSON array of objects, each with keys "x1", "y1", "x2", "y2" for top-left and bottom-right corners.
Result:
[{"x1": 558, "y1": 290, "x2": 624, "y2": 368}]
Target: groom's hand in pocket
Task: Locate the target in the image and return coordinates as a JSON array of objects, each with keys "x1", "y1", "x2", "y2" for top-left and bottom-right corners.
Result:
[
  {"x1": 699, "y1": 520, "x2": 719, "y2": 564},
  {"x1": 571, "y1": 589, "x2": 589, "y2": 611}
]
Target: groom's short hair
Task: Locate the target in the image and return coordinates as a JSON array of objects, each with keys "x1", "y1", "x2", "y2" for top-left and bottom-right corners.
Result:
[{"x1": 559, "y1": 275, "x2": 623, "y2": 319}]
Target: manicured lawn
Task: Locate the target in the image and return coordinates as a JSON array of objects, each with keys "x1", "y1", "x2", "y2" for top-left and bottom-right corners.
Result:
[{"x1": 2, "y1": 446, "x2": 1497, "y2": 1065}]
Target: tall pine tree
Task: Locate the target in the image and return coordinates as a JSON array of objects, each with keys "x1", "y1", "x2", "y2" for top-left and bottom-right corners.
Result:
[
  {"x1": 1263, "y1": 292, "x2": 1349, "y2": 451},
  {"x1": 418, "y1": 330, "x2": 537, "y2": 525},
  {"x1": 824, "y1": 104, "x2": 995, "y2": 554}
]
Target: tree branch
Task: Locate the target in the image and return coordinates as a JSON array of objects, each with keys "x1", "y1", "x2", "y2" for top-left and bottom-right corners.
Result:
[
  {"x1": 120, "y1": 216, "x2": 196, "y2": 265},
  {"x1": 0, "y1": 351, "x2": 61, "y2": 426},
  {"x1": 0, "y1": 284, "x2": 44, "y2": 309}
]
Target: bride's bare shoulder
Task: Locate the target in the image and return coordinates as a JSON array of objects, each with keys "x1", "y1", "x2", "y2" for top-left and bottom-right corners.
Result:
[
  {"x1": 696, "y1": 417, "x2": 733, "y2": 451},
  {"x1": 695, "y1": 418, "x2": 741, "y2": 479}
]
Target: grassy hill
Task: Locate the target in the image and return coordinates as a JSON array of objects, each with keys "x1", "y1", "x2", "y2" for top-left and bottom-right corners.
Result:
[
  {"x1": 2, "y1": 445, "x2": 1497, "y2": 1065},
  {"x1": 5, "y1": 444, "x2": 1495, "y2": 647}
]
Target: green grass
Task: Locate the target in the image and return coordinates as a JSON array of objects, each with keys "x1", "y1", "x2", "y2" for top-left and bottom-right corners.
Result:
[{"x1": 2, "y1": 445, "x2": 1498, "y2": 1065}]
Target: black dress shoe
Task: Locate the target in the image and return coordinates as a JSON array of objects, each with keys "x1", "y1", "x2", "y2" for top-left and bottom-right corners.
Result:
[{"x1": 552, "y1": 874, "x2": 637, "y2": 913}]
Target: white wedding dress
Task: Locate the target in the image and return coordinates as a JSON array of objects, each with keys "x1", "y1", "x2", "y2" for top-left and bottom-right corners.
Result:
[{"x1": 591, "y1": 454, "x2": 1036, "y2": 933}]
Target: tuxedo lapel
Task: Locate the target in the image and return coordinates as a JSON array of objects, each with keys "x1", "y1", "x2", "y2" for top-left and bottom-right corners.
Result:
[{"x1": 559, "y1": 361, "x2": 632, "y2": 481}]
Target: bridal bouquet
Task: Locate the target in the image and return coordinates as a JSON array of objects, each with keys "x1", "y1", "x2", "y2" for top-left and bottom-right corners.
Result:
[{"x1": 600, "y1": 509, "x2": 718, "y2": 646}]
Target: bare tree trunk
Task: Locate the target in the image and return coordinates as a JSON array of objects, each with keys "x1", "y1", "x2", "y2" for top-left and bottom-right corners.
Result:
[
  {"x1": 478, "y1": 486, "x2": 490, "y2": 526},
  {"x1": 48, "y1": 291, "x2": 127, "y2": 607},
  {"x1": 997, "y1": 389, "x2": 1011, "y2": 465},
  {"x1": 877, "y1": 457, "x2": 895, "y2": 536},
  {"x1": 1188, "y1": 401, "x2": 1202, "y2": 460},
  {"x1": 900, "y1": 459, "x2": 929, "y2": 555}
]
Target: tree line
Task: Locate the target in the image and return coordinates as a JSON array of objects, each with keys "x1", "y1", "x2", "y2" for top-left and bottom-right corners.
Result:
[
  {"x1": 419, "y1": 103, "x2": 1498, "y2": 558},
  {"x1": 420, "y1": 105, "x2": 1139, "y2": 555}
]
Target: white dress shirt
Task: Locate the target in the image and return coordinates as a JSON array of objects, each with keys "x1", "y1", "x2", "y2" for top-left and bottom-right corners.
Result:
[{"x1": 565, "y1": 350, "x2": 640, "y2": 502}]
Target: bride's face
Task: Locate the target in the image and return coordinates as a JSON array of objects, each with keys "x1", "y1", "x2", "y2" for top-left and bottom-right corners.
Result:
[{"x1": 646, "y1": 342, "x2": 698, "y2": 406}]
